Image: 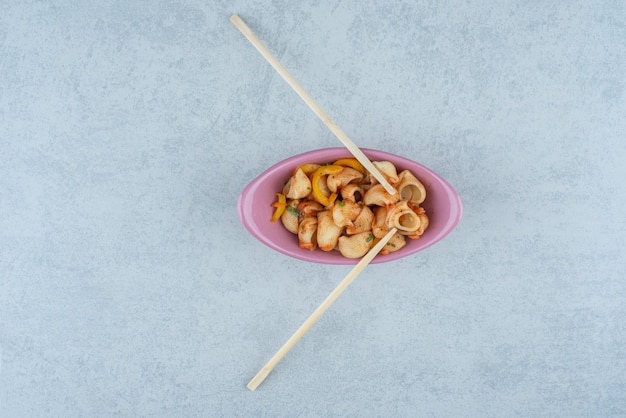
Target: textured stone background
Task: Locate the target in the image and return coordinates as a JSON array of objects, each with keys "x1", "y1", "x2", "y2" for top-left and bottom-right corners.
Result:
[{"x1": 1, "y1": 1, "x2": 625, "y2": 416}]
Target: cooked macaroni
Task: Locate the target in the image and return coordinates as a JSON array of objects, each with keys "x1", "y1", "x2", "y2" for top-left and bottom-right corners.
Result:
[{"x1": 270, "y1": 158, "x2": 429, "y2": 258}]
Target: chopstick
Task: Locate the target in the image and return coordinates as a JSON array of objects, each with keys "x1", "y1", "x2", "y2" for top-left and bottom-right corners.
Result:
[
  {"x1": 246, "y1": 228, "x2": 398, "y2": 391},
  {"x1": 230, "y1": 14, "x2": 397, "y2": 196}
]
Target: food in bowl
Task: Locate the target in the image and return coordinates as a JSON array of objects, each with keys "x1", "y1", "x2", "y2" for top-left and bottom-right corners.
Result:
[
  {"x1": 270, "y1": 158, "x2": 429, "y2": 258},
  {"x1": 237, "y1": 148, "x2": 463, "y2": 265}
]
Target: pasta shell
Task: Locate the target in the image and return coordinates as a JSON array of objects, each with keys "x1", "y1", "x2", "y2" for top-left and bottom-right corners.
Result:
[
  {"x1": 340, "y1": 184, "x2": 364, "y2": 202},
  {"x1": 298, "y1": 200, "x2": 323, "y2": 217},
  {"x1": 280, "y1": 199, "x2": 300, "y2": 234},
  {"x1": 406, "y1": 210, "x2": 430, "y2": 239},
  {"x1": 337, "y1": 231, "x2": 374, "y2": 258},
  {"x1": 363, "y1": 184, "x2": 400, "y2": 207},
  {"x1": 298, "y1": 217, "x2": 318, "y2": 250},
  {"x1": 283, "y1": 168, "x2": 312, "y2": 199},
  {"x1": 346, "y1": 204, "x2": 374, "y2": 235},
  {"x1": 380, "y1": 232, "x2": 406, "y2": 255},
  {"x1": 386, "y1": 201, "x2": 421, "y2": 233},
  {"x1": 326, "y1": 167, "x2": 363, "y2": 193},
  {"x1": 371, "y1": 161, "x2": 399, "y2": 185},
  {"x1": 316, "y1": 210, "x2": 343, "y2": 251},
  {"x1": 417, "y1": 212, "x2": 429, "y2": 234},
  {"x1": 372, "y1": 206, "x2": 389, "y2": 238},
  {"x1": 331, "y1": 200, "x2": 362, "y2": 228},
  {"x1": 397, "y1": 170, "x2": 426, "y2": 205}
]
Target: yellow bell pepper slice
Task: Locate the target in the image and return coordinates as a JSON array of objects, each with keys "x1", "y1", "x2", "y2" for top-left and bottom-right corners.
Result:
[
  {"x1": 332, "y1": 158, "x2": 366, "y2": 174},
  {"x1": 327, "y1": 192, "x2": 338, "y2": 207},
  {"x1": 270, "y1": 193, "x2": 286, "y2": 222},
  {"x1": 294, "y1": 163, "x2": 321, "y2": 176},
  {"x1": 311, "y1": 165, "x2": 343, "y2": 206}
]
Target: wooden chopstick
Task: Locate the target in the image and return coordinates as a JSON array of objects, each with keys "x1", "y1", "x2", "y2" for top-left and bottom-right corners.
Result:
[
  {"x1": 230, "y1": 14, "x2": 397, "y2": 196},
  {"x1": 246, "y1": 228, "x2": 398, "y2": 391}
]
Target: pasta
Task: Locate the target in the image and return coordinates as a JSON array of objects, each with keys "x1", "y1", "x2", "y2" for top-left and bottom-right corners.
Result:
[
  {"x1": 271, "y1": 158, "x2": 429, "y2": 258},
  {"x1": 282, "y1": 168, "x2": 311, "y2": 199},
  {"x1": 317, "y1": 210, "x2": 342, "y2": 251},
  {"x1": 386, "y1": 201, "x2": 421, "y2": 234},
  {"x1": 297, "y1": 217, "x2": 318, "y2": 250}
]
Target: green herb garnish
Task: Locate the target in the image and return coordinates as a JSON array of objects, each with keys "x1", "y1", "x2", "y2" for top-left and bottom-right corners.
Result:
[{"x1": 366, "y1": 234, "x2": 373, "y2": 242}]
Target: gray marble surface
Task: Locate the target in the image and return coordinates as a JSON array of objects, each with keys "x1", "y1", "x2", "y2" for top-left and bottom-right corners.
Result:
[{"x1": 2, "y1": 1, "x2": 625, "y2": 416}]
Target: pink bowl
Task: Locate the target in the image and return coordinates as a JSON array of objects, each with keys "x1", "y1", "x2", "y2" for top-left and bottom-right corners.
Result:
[{"x1": 237, "y1": 148, "x2": 462, "y2": 264}]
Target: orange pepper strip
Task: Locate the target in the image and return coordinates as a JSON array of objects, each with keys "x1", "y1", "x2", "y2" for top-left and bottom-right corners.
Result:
[
  {"x1": 270, "y1": 193, "x2": 286, "y2": 222},
  {"x1": 311, "y1": 165, "x2": 343, "y2": 206},
  {"x1": 332, "y1": 158, "x2": 366, "y2": 174}
]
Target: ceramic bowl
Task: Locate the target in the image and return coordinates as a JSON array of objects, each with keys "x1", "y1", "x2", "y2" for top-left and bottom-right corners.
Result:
[{"x1": 237, "y1": 148, "x2": 462, "y2": 264}]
